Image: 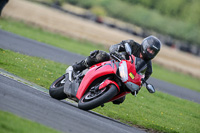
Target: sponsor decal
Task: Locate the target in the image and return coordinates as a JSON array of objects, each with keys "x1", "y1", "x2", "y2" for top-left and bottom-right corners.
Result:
[{"x1": 129, "y1": 72, "x2": 135, "y2": 79}]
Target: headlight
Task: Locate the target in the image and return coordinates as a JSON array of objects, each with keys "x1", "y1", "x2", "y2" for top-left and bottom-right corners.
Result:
[{"x1": 119, "y1": 61, "x2": 128, "y2": 82}]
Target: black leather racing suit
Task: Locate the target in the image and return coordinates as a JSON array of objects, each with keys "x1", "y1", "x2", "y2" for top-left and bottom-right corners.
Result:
[
  {"x1": 73, "y1": 40, "x2": 152, "y2": 82},
  {"x1": 109, "y1": 39, "x2": 152, "y2": 82}
]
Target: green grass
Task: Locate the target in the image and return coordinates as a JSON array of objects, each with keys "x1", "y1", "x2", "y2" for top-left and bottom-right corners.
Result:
[
  {"x1": 0, "y1": 49, "x2": 66, "y2": 89},
  {"x1": 0, "y1": 110, "x2": 60, "y2": 133},
  {"x1": 1, "y1": 49, "x2": 200, "y2": 133},
  {"x1": 93, "y1": 90, "x2": 200, "y2": 133},
  {"x1": 152, "y1": 64, "x2": 200, "y2": 92},
  {"x1": 0, "y1": 17, "x2": 199, "y2": 92}
]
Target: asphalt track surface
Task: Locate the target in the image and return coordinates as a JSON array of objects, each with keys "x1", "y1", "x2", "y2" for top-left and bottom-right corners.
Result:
[{"x1": 0, "y1": 29, "x2": 200, "y2": 132}]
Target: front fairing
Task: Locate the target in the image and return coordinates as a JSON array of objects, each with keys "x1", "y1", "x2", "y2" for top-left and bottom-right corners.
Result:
[
  {"x1": 76, "y1": 60, "x2": 118, "y2": 100},
  {"x1": 119, "y1": 58, "x2": 142, "y2": 92}
]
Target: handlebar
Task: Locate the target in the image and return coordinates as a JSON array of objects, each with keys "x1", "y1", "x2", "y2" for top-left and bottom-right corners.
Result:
[
  {"x1": 110, "y1": 51, "x2": 133, "y2": 64},
  {"x1": 110, "y1": 51, "x2": 125, "y2": 62}
]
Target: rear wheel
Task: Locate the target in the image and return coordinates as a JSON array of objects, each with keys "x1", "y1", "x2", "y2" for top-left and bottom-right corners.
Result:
[
  {"x1": 49, "y1": 74, "x2": 67, "y2": 100},
  {"x1": 78, "y1": 84, "x2": 118, "y2": 110}
]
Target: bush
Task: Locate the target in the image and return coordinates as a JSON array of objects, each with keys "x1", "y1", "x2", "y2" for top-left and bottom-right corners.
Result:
[
  {"x1": 90, "y1": 6, "x2": 107, "y2": 17},
  {"x1": 64, "y1": 0, "x2": 200, "y2": 46}
]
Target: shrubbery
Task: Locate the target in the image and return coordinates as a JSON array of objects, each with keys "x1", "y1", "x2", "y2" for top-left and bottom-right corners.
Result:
[
  {"x1": 64, "y1": 0, "x2": 200, "y2": 46},
  {"x1": 123, "y1": 0, "x2": 200, "y2": 26}
]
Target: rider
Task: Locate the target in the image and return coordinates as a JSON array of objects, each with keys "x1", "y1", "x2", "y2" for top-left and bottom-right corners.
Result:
[{"x1": 66, "y1": 35, "x2": 161, "y2": 102}]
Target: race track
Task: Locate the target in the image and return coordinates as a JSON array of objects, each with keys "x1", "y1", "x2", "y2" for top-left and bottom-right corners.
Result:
[{"x1": 0, "y1": 29, "x2": 200, "y2": 132}]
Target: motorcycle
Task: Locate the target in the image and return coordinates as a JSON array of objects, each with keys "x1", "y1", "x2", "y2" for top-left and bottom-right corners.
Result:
[{"x1": 49, "y1": 43, "x2": 155, "y2": 110}]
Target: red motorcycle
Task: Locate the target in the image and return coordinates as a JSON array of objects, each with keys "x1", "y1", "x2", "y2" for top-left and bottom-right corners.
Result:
[{"x1": 49, "y1": 44, "x2": 155, "y2": 110}]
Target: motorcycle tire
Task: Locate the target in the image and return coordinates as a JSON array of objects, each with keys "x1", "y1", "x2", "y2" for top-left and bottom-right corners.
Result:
[
  {"x1": 49, "y1": 74, "x2": 67, "y2": 100},
  {"x1": 78, "y1": 84, "x2": 118, "y2": 110}
]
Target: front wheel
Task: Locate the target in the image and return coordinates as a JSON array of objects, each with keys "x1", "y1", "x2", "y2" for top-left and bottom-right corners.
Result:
[
  {"x1": 78, "y1": 84, "x2": 118, "y2": 110},
  {"x1": 49, "y1": 74, "x2": 67, "y2": 100}
]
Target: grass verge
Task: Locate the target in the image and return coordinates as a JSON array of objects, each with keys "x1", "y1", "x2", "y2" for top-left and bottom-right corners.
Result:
[
  {"x1": 0, "y1": 48, "x2": 66, "y2": 89},
  {"x1": 1, "y1": 49, "x2": 200, "y2": 133},
  {"x1": 0, "y1": 110, "x2": 60, "y2": 133},
  {"x1": 0, "y1": 17, "x2": 199, "y2": 92}
]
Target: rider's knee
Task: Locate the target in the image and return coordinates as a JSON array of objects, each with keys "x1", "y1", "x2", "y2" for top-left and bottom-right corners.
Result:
[{"x1": 86, "y1": 50, "x2": 110, "y2": 67}]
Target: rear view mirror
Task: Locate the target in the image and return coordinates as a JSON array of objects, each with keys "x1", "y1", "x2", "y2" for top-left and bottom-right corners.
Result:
[
  {"x1": 146, "y1": 84, "x2": 155, "y2": 93},
  {"x1": 125, "y1": 43, "x2": 132, "y2": 55}
]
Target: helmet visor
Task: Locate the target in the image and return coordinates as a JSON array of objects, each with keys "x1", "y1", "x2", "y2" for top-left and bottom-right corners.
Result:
[{"x1": 142, "y1": 40, "x2": 158, "y2": 59}]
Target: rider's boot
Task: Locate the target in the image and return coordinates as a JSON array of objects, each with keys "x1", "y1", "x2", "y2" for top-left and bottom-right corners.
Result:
[
  {"x1": 65, "y1": 60, "x2": 88, "y2": 97},
  {"x1": 66, "y1": 60, "x2": 88, "y2": 81},
  {"x1": 72, "y1": 60, "x2": 88, "y2": 73}
]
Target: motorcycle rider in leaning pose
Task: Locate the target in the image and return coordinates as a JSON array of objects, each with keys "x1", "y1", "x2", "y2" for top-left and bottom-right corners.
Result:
[{"x1": 66, "y1": 35, "x2": 161, "y2": 104}]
